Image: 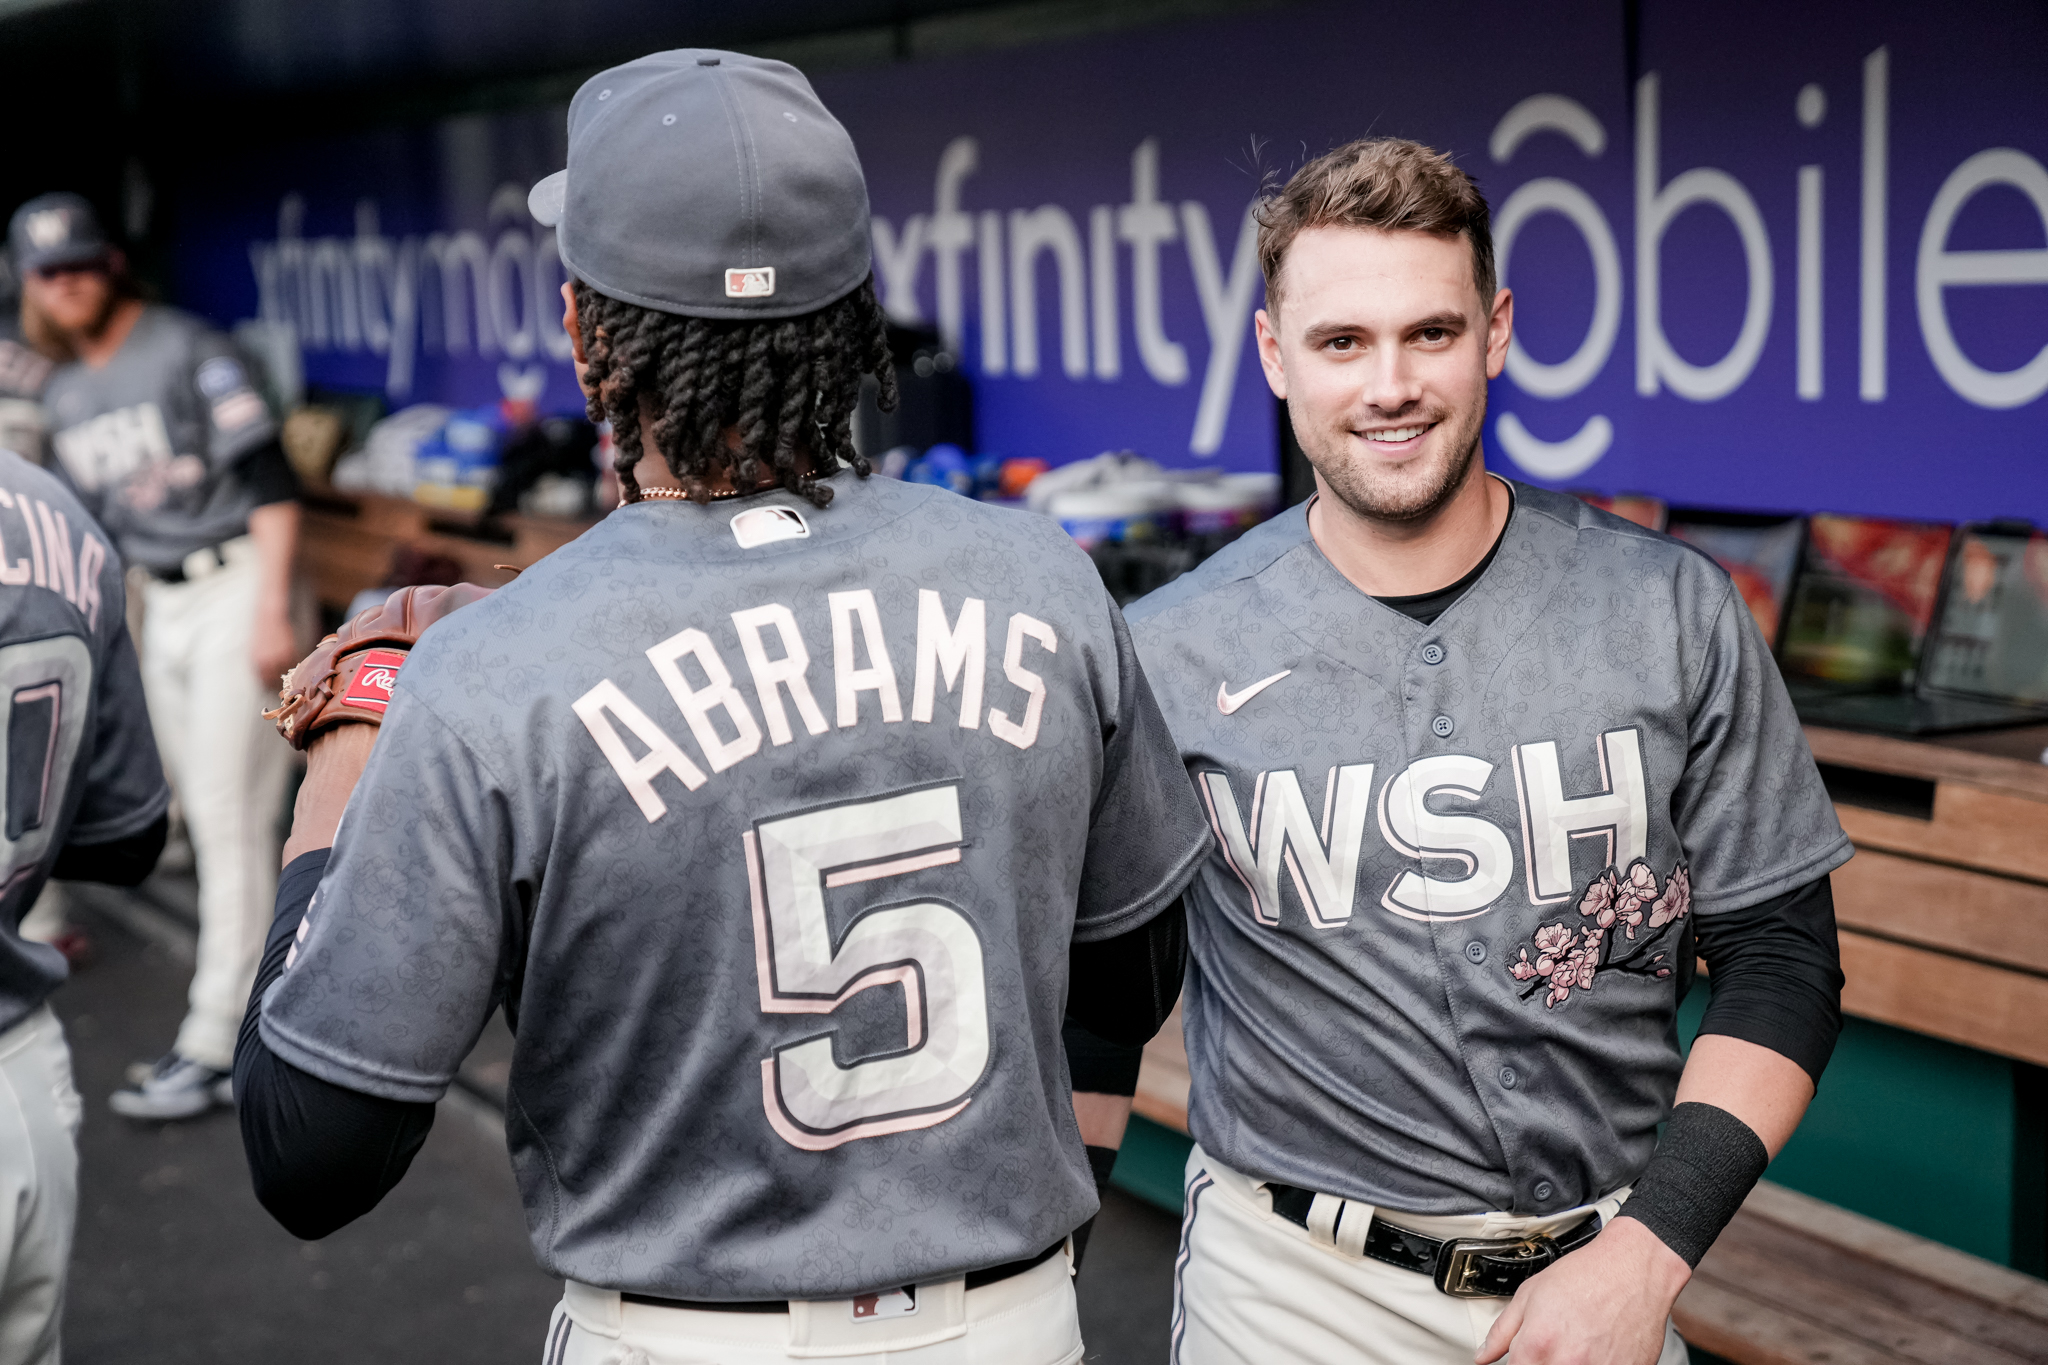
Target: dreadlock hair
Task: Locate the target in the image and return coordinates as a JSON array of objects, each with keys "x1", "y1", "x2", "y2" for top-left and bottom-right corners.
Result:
[{"x1": 572, "y1": 275, "x2": 898, "y2": 508}]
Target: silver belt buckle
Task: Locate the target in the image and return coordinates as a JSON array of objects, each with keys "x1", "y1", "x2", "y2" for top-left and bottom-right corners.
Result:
[{"x1": 1432, "y1": 1232, "x2": 1557, "y2": 1299}]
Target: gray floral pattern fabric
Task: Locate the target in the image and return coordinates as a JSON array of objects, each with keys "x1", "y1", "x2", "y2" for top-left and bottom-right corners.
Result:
[
  {"x1": 1127, "y1": 480, "x2": 1849, "y2": 1218},
  {"x1": 260, "y1": 473, "x2": 1210, "y2": 1299}
]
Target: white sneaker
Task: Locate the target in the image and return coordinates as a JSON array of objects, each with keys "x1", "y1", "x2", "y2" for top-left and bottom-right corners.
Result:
[{"x1": 110, "y1": 1053, "x2": 232, "y2": 1120}]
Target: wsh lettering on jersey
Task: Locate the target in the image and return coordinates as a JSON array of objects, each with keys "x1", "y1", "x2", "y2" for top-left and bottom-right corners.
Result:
[
  {"x1": 576, "y1": 588, "x2": 1058, "y2": 820},
  {"x1": 1202, "y1": 728, "x2": 1648, "y2": 924}
]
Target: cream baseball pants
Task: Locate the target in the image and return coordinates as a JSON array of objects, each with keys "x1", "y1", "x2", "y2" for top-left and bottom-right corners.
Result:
[
  {"x1": 140, "y1": 540, "x2": 292, "y2": 1071},
  {"x1": 1172, "y1": 1146, "x2": 1688, "y2": 1365},
  {"x1": 0, "y1": 1006, "x2": 81, "y2": 1365},
  {"x1": 544, "y1": 1246, "x2": 1083, "y2": 1365}
]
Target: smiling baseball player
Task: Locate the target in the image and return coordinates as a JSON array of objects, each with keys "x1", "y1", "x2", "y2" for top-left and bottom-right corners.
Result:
[
  {"x1": 230, "y1": 50, "x2": 1208, "y2": 1365},
  {"x1": 1127, "y1": 139, "x2": 1850, "y2": 1364}
]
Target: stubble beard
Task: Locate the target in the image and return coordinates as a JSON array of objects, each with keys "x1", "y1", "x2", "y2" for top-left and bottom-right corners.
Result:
[{"x1": 1304, "y1": 389, "x2": 1487, "y2": 526}]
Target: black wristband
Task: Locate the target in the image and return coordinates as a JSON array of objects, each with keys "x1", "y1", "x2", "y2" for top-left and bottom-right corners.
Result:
[{"x1": 1616, "y1": 1102, "x2": 1769, "y2": 1268}]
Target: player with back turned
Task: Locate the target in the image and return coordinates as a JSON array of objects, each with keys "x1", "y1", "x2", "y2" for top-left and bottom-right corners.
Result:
[
  {"x1": 1126, "y1": 139, "x2": 1850, "y2": 1364},
  {"x1": 0, "y1": 448, "x2": 171, "y2": 1364},
  {"x1": 231, "y1": 50, "x2": 1208, "y2": 1365}
]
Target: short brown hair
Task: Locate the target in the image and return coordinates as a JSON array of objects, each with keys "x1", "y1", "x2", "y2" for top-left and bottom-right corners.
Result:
[{"x1": 1257, "y1": 138, "x2": 1495, "y2": 312}]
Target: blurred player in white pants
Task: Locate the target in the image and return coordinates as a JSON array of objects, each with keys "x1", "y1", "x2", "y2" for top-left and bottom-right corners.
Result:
[{"x1": 15, "y1": 192, "x2": 300, "y2": 1119}]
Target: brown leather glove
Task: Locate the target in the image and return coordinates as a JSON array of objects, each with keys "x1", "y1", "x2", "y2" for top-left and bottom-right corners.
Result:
[{"x1": 266, "y1": 583, "x2": 493, "y2": 750}]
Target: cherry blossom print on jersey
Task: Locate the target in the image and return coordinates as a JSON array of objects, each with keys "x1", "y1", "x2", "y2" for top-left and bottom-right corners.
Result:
[{"x1": 1507, "y1": 859, "x2": 1691, "y2": 1008}]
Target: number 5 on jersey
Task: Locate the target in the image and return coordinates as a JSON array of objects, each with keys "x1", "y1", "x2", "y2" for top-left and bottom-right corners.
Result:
[{"x1": 744, "y1": 782, "x2": 990, "y2": 1150}]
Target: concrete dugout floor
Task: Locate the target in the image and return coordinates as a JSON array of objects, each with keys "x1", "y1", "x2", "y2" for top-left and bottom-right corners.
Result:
[{"x1": 47, "y1": 882, "x2": 1180, "y2": 1363}]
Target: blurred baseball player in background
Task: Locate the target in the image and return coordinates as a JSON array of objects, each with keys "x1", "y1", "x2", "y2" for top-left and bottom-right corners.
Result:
[
  {"x1": 0, "y1": 249, "x2": 52, "y2": 465},
  {"x1": 1127, "y1": 139, "x2": 1850, "y2": 1364},
  {"x1": 231, "y1": 50, "x2": 1207, "y2": 1365},
  {"x1": 12, "y1": 193, "x2": 302, "y2": 1121},
  {"x1": 0, "y1": 445, "x2": 171, "y2": 1364},
  {"x1": 0, "y1": 245, "x2": 84, "y2": 970}
]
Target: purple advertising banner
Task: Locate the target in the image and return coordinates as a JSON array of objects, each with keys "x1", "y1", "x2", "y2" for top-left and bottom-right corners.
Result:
[{"x1": 176, "y1": 0, "x2": 2048, "y2": 520}]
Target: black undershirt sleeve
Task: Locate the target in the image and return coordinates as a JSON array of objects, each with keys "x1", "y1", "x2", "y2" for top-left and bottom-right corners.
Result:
[
  {"x1": 1062, "y1": 899, "x2": 1186, "y2": 1268},
  {"x1": 49, "y1": 812, "x2": 167, "y2": 886},
  {"x1": 1692, "y1": 873, "x2": 1843, "y2": 1084},
  {"x1": 234, "y1": 438, "x2": 302, "y2": 507},
  {"x1": 1065, "y1": 895, "x2": 1186, "y2": 1051},
  {"x1": 235, "y1": 849, "x2": 436, "y2": 1241}
]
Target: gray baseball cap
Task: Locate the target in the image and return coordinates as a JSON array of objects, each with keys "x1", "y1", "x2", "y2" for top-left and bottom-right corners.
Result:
[
  {"x1": 530, "y1": 50, "x2": 871, "y2": 322},
  {"x1": 8, "y1": 193, "x2": 113, "y2": 275}
]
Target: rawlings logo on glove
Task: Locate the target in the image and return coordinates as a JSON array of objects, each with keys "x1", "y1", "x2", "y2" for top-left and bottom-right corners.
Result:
[{"x1": 265, "y1": 583, "x2": 493, "y2": 749}]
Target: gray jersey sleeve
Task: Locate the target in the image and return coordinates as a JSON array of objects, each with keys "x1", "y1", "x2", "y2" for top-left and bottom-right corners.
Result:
[
  {"x1": 67, "y1": 609, "x2": 169, "y2": 844},
  {"x1": 1672, "y1": 586, "x2": 1849, "y2": 914},
  {"x1": 259, "y1": 693, "x2": 511, "y2": 1102},
  {"x1": 1073, "y1": 598, "x2": 1211, "y2": 943},
  {"x1": 186, "y1": 334, "x2": 276, "y2": 468}
]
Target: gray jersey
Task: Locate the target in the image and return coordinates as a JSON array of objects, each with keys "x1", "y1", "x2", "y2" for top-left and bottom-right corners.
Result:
[
  {"x1": 260, "y1": 472, "x2": 1210, "y2": 1299},
  {"x1": 0, "y1": 318, "x2": 54, "y2": 466},
  {"x1": 1126, "y1": 481, "x2": 1849, "y2": 1218},
  {"x1": 42, "y1": 306, "x2": 276, "y2": 572},
  {"x1": 0, "y1": 450, "x2": 170, "y2": 1033},
  {"x1": 0, "y1": 320, "x2": 53, "y2": 401}
]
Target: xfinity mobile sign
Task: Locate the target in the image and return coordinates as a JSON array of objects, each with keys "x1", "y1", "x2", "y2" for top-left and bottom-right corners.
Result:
[{"x1": 183, "y1": 0, "x2": 2046, "y2": 520}]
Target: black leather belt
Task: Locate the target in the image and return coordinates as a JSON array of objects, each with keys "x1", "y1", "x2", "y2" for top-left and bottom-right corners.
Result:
[
  {"x1": 147, "y1": 544, "x2": 229, "y2": 584},
  {"x1": 620, "y1": 1239, "x2": 1063, "y2": 1314},
  {"x1": 1267, "y1": 1184, "x2": 1602, "y2": 1299}
]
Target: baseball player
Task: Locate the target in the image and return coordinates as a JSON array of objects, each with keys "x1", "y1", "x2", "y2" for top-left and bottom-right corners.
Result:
[
  {"x1": 231, "y1": 51, "x2": 1209, "y2": 1364},
  {"x1": 1126, "y1": 139, "x2": 1850, "y2": 1365},
  {"x1": 0, "y1": 250, "x2": 54, "y2": 463},
  {"x1": 0, "y1": 447, "x2": 172, "y2": 1364},
  {"x1": 0, "y1": 252, "x2": 83, "y2": 968},
  {"x1": 12, "y1": 193, "x2": 303, "y2": 1120}
]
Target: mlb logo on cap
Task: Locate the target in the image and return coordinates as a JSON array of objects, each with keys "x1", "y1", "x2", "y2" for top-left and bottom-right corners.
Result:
[{"x1": 725, "y1": 267, "x2": 776, "y2": 299}]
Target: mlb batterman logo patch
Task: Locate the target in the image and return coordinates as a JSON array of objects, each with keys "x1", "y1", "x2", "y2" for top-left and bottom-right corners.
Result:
[
  {"x1": 725, "y1": 266, "x2": 775, "y2": 298},
  {"x1": 850, "y1": 1286, "x2": 916, "y2": 1322},
  {"x1": 341, "y1": 649, "x2": 408, "y2": 714}
]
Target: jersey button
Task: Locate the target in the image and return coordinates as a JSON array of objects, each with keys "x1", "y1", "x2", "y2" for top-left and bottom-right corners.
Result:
[
  {"x1": 1431, "y1": 714, "x2": 1455, "y2": 739},
  {"x1": 1421, "y1": 642, "x2": 1445, "y2": 665},
  {"x1": 1464, "y1": 940, "x2": 1486, "y2": 964},
  {"x1": 1498, "y1": 1065, "x2": 1518, "y2": 1090},
  {"x1": 1534, "y1": 1180, "x2": 1556, "y2": 1202}
]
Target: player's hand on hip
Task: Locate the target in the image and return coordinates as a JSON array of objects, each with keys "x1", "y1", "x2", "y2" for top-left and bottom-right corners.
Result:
[{"x1": 1474, "y1": 1215, "x2": 1688, "y2": 1365}]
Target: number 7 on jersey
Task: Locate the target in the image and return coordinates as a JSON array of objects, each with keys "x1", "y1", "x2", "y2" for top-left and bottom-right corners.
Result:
[{"x1": 744, "y1": 782, "x2": 991, "y2": 1150}]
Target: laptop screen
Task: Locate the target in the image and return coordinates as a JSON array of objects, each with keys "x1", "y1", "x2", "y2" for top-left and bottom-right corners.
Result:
[
  {"x1": 1667, "y1": 513, "x2": 1805, "y2": 648},
  {"x1": 1778, "y1": 514, "x2": 1953, "y2": 688},
  {"x1": 1919, "y1": 525, "x2": 2048, "y2": 705}
]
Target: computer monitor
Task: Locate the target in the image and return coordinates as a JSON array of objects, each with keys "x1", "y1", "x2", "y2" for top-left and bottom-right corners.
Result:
[
  {"x1": 1666, "y1": 510, "x2": 1805, "y2": 649},
  {"x1": 1919, "y1": 522, "x2": 2048, "y2": 706},
  {"x1": 1777, "y1": 514, "x2": 1954, "y2": 690}
]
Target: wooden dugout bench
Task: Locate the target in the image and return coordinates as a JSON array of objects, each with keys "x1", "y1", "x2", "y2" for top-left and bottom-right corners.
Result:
[
  {"x1": 295, "y1": 485, "x2": 597, "y2": 613},
  {"x1": 1133, "y1": 724, "x2": 2048, "y2": 1365}
]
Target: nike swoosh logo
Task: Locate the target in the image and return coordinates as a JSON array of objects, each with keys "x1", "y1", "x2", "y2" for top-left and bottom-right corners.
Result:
[{"x1": 1217, "y1": 670, "x2": 1292, "y2": 715}]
